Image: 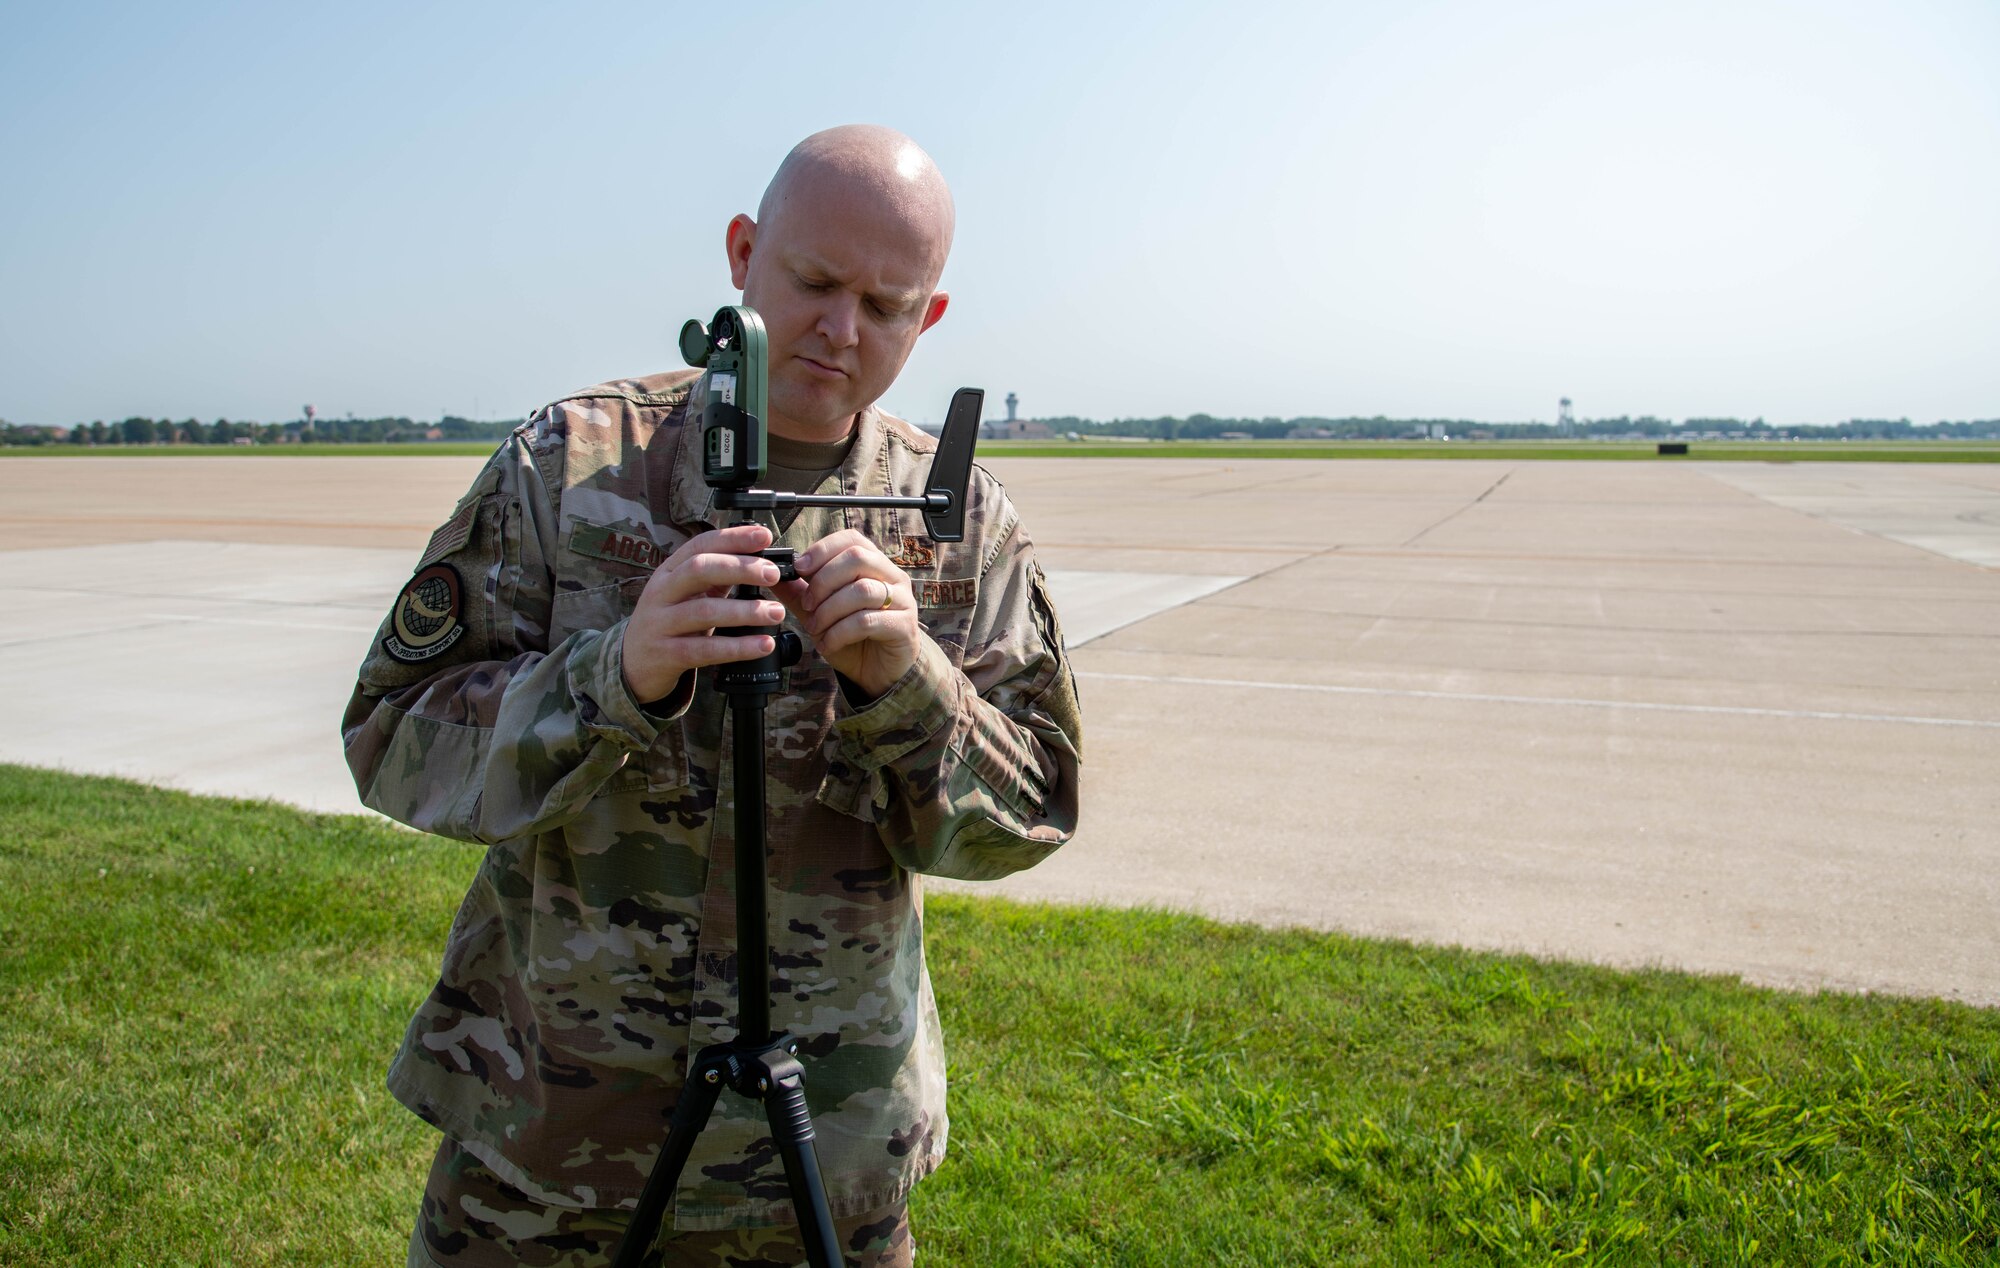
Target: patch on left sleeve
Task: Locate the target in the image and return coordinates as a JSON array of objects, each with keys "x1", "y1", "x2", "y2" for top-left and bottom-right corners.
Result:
[
  {"x1": 383, "y1": 562, "x2": 467, "y2": 663},
  {"x1": 418, "y1": 462, "x2": 500, "y2": 568},
  {"x1": 417, "y1": 498, "x2": 479, "y2": 568}
]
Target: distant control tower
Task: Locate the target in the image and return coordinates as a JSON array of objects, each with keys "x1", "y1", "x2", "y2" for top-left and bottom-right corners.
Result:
[
  {"x1": 1006, "y1": 391, "x2": 1019, "y2": 423},
  {"x1": 1558, "y1": 397, "x2": 1574, "y2": 437}
]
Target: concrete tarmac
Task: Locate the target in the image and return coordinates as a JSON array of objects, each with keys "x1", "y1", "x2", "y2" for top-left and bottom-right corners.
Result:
[{"x1": 2, "y1": 454, "x2": 1995, "y2": 1004}]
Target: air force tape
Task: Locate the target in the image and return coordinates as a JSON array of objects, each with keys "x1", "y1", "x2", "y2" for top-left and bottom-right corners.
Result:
[{"x1": 384, "y1": 562, "x2": 466, "y2": 663}]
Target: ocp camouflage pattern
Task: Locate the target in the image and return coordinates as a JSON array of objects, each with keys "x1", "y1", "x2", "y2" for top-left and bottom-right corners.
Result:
[
  {"x1": 342, "y1": 368, "x2": 1082, "y2": 1231},
  {"x1": 407, "y1": 1137, "x2": 913, "y2": 1266}
]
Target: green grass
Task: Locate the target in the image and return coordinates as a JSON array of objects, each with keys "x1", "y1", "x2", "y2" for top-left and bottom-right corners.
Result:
[
  {"x1": 7, "y1": 440, "x2": 1999, "y2": 461},
  {"x1": 2, "y1": 764, "x2": 1995, "y2": 1265}
]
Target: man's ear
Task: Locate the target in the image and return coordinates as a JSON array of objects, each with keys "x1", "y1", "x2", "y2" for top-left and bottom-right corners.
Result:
[
  {"x1": 725, "y1": 214, "x2": 756, "y2": 289},
  {"x1": 919, "y1": 291, "x2": 949, "y2": 334}
]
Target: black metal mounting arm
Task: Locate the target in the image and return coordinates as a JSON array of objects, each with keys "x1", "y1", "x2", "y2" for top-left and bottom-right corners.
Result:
[{"x1": 709, "y1": 387, "x2": 984, "y2": 543}]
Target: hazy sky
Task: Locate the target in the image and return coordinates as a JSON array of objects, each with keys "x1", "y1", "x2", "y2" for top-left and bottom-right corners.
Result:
[{"x1": 2, "y1": 0, "x2": 1995, "y2": 428}]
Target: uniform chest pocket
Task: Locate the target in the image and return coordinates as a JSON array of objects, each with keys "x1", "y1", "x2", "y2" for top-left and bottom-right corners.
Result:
[
  {"x1": 910, "y1": 572, "x2": 980, "y2": 666},
  {"x1": 551, "y1": 577, "x2": 689, "y2": 792}
]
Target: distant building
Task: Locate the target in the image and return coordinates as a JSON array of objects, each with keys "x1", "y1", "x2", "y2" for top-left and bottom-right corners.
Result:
[{"x1": 981, "y1": 390, "x2": 1053, "y2": 441}]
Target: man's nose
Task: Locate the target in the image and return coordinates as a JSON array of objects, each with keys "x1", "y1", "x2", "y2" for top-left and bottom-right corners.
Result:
[{"x1": 816, "y1": 294, "x2": 860, "y2": 349}]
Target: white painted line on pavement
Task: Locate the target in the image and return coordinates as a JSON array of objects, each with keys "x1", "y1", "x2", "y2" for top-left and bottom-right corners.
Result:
[{"x1": 1075, "y1": 670, "x2": 2000, "y2": 730}]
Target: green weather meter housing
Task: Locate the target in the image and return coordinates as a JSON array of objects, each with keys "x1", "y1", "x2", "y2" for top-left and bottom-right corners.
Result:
[
  {"x1": 678, "y1": 305, "x2": 983, "y2": 543},
  {"x1": 680, "y1": 306, "x2": 769, "y2": 490}
]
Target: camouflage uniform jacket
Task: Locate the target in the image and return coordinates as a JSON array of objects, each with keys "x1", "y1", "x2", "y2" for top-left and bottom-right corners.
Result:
[{"x1": 342, "y1": 369, "x2": 1082, "y2": 1231}]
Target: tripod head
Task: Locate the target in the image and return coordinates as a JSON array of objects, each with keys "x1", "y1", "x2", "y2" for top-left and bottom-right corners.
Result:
[{"x1": 678, "y1": 305, "x2": 983, "y2": 542}]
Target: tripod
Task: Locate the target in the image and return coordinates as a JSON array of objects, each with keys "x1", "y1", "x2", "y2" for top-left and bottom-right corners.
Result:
[
  {"x1": 610, "y1": 308, "x2": 982, "y2": 1266},
  {"x1": 608, "y1": 547, "x2": 846, "y2": 1268}
]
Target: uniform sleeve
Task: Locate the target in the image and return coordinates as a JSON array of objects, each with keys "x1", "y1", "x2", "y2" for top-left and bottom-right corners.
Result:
[
  {"x1": 339, "y1": 420, "x2": 682, "y2": 844},
  {"x1": 817, "y1": 507, "x2": 1083, "y2": 881}
]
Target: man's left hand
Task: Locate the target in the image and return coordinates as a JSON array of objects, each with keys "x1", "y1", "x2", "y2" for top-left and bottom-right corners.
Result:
[{"x1": 775, "y1": 529, "x2": 922, "y2": 700}]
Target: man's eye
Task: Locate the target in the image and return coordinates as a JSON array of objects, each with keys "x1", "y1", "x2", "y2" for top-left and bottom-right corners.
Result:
[{"x1": 797, "y1": 276, "x2": 833, "y2": 292}]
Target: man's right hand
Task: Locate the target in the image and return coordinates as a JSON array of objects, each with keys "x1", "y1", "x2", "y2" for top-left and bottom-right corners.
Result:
[{"x1": 620, "y1": 523, "x2": 787, "y2": 704}]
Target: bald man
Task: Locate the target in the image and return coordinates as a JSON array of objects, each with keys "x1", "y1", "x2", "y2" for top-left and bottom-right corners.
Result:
[{"x1": 344, "y1": 126, "x2": 1082, "y2": 1267}]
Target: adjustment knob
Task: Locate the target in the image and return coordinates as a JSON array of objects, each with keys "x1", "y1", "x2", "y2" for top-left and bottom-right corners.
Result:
[
  {"x1": 757, "y1": 547, "x2": 798, "y2": 583},
  {"x1": 776, "y1": 631, "x2": 803, "y2": 669}
]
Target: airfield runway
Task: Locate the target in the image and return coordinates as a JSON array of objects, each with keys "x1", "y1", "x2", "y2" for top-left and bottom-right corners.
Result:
[{"x1": 2, "y1": 454, "x2": 1995, "y2": 1004}]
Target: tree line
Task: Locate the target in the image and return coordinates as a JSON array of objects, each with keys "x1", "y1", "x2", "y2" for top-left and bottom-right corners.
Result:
[
  {"x1": 0, "y1": 415, "x2": 520, "y2": 447},
  {"x1": 3, "y1": 413, "x2": 1996, "y2": 447},
  {"x1": 1037, "y1": 414, "x2": 2000, "y2": 441}
]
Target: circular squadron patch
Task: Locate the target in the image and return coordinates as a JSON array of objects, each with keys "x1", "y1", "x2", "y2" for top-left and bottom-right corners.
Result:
[{"x1": 384, "y1": 563, "x2": 466, "y2": 663}]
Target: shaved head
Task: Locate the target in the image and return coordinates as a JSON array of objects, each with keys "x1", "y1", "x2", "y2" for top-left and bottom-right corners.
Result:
[
  {"x1": 756, "y1": 125, "x2": 955, "y2": 288},
  {"x1": 727, "y1": 126, "x2": 957, "y2": 441}
]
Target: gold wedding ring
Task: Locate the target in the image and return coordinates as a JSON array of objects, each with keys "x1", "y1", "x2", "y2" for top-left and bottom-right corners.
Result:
[{"x1": 880, "y1": 582, "x2": 894, "y2": 610}]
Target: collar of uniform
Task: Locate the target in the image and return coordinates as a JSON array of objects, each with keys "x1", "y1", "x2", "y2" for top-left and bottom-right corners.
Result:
[{"x1": 827, "y1": 402, "x2": 902, "y2": 555}]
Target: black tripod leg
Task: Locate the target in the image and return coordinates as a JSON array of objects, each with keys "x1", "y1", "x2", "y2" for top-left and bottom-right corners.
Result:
[
  {"x1": 609, "y1": 1051, "x2": 731, "y2": 1268},
  {"x1": 760, "y1": 1054, "x2": 844, "y2": 1268}
]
